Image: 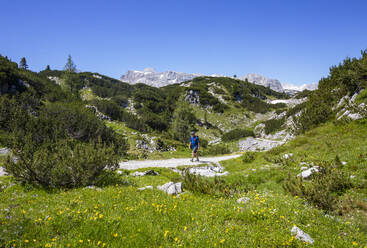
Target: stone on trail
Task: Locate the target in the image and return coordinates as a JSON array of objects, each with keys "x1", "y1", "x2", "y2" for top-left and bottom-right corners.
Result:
[
  {"x1": 138, "y1": 186, "x2": 153, "y2": 191},
  {"x1": 157, "y1": 182, "x2": 182, "y2": 195},
  {"x1": 131, "y1": 170, "x2": 159, "y2": 177},
  {"x1": 291, "y1": 226, "x2": 314, "y2": 244},
  {"x1": 237, "y1": 197, "x2": 250, "y2": 204}
]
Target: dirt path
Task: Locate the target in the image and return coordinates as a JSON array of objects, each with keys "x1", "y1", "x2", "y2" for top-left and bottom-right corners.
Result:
[{"x1": 119, "y1": 154, "x2": 241, "y2": 170}]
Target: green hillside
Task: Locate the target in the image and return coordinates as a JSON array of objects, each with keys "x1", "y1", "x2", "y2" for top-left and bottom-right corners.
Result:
[{"x1": 1, "y1": 50, "x2": 367, "y2": 247}]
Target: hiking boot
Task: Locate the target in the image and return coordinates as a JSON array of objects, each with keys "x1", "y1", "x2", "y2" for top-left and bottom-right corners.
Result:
[
  {"x1": 190, "y1": 159, "x2": 194, "y2": 162},
  {"x1": 196, "y1": 159, "x2": 199, "y2": 162}
]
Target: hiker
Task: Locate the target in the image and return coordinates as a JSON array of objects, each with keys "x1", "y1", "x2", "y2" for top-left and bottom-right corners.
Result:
[{"x1": 189, "y1": 131, "x2": 200, "y2": 162}]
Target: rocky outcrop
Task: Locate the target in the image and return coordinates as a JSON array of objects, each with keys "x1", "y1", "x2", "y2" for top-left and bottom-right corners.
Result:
[
  {"x1": 335, "y1": 91, "x2": 367, "y2": 121},
  {"x1": 184, "y1": 90, "x2": 200, "y2": 105},
  {"x1": 85, "y1": 105, "x2": 111, "y2": 121},
  {"x1": 121, "y1": 68, "x2": 199, "y2": 87},
  {"x1": 242, "y1": 73, "x2": 284, "y2": 92}
]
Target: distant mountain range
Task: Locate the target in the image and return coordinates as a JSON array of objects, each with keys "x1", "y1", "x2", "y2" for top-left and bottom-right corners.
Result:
[{"x1": 120, "y1": 68, "x2": 317, "y2": 93}]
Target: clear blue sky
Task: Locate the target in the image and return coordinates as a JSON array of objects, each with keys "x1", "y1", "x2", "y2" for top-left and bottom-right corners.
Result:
[{"x1": 1, "y1": 0, "x2": 367, "y2": 85}]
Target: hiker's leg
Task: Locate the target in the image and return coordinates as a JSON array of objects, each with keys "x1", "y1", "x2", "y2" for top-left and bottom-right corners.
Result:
[{"x1": 191, "y1": 150, "x2": 195, "y2": 161}]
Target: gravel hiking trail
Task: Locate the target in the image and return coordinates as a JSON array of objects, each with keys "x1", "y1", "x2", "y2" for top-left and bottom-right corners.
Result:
[{"x1": 119, "y1": 154, "x2": 241, "y2": 170}]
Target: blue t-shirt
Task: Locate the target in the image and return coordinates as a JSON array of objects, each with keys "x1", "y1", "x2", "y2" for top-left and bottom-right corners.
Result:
[{"x1": 190, "y1": 136, "x2": 199, "y2": 147}]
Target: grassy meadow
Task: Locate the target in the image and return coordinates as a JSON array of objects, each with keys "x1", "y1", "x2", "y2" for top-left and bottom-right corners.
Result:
[{"x1": 1, "y1": 120, "x2": 367, "y2": 247}]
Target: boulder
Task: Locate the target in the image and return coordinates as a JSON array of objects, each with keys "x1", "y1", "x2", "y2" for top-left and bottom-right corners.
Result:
[
  {"x1": 297, "y1": 166, "x2": 319, "y2": 179},
  {"x1": 291, "y1": 226, "x2": 314, "y2": 244},
  {"x1": 157, "y1": 182, "x2": 182, "y2": 195}
]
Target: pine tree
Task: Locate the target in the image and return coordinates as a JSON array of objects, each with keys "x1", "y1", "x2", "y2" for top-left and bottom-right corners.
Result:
[
  {"x1": 171, "y1": 101, "x2": 196, "y2": 143},
  {"x1": 45, "y1": 65, "x2": 51, "y2": 70},
  {"x1": 64, "y1": 55, "x2": 76, "y2": 72},
  {"x1": 19, "y1": 57, "x2": 28, "y2": 70}
]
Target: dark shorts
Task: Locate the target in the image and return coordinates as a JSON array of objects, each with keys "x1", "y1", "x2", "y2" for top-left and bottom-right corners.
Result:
[{"x1": 192, "y1": 146, "x2": 198, "y2": 153}]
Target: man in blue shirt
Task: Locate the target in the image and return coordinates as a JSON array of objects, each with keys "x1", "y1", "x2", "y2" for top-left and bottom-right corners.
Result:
[{"x1": 189, "y1": 131, "x2": 200, "y2": 162}]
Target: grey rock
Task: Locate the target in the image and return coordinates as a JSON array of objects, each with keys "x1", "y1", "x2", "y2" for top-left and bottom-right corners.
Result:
[
  {"x1": 239, "y1": 137, "x2": 283, "y2": 152},
  {"x1": 297, "y1": 166, "x2": 319, "y2": 179},
  {"x1": 121, "y1": 68, "x2": 199, "y2": 88},
  {"x1": 157, "y1": 182, "x2": 182, "y2": 195},
  {"x1": 291, "y1": 226, "x2": 314, "y2": 244},
  {"x1": 138, "y1": 186, "x2": 153, "y2": 191},
  {"x1": 242, "y1": 73, "x2": 284, "y2": 92},
  {"x1": 131, "y1": 170, "x2": 159, "y2": 177},
  {"x1": 0, "y1": 148, "x2": 10, "y2": 155},
  {"x1": 187, "y1": 165, "x2": 229, "y2": 177},
  {"x1": 283, "y1": 153, "x2": 293, "y2": 159}
]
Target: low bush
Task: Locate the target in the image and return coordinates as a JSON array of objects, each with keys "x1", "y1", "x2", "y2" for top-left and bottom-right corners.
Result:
[
  {"x1": 241, "y1": 152, "x2": 256, "y2": 163},
  {"x1": 182, "y1": 172, "x2": 238, "y2": 197},
  {"x1": 222, "y1": 129, "x2": 254, "y2": 142},
  {"x1": 4, "y1": 139, "x2": 119, "y2": 188},
  {"x1": 283, "y1": 158, "x2": 353, "y2": 212},
  {"x1": 263, "y1": 118, "x2": 285, "y2": 134},
  {"x1": 202, "y1": 144, "x2": 231, "y2": 156}
]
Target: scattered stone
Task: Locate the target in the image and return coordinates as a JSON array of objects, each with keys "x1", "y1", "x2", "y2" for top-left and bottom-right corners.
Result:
[
  {"x1": 138, "y1": 186, "x2": 153, "y2": 191},
  {"x1": 85, "y1": 186, "x2": 102, "y2": 191},
  {"x1": 157, "y1": 182, "x2": 182, "y2": 195},
  {"x1": 283, "y1": 153, "x2": 293, "y2": 159},
  {"x1": 350, "y1": 175, "x2": 356, "y2": 179},
  {"x1": 300, "y1": 166, "x2": 308, "y2": 171},
  {"x1": 341, "y1": 161, "x2": 347, "y2": 165},
  {"x1": 291, "y1": 226, "x2": 314, "y2": 244},
  {"x1": 187, "y1": 166, "x2": 229, "y2": 177},
  {"x1": 238, "y1": 137, "x2": 283, "y2": 152},
  {"x1": 237, "y1": 197, "x2": 250, "y2": 204},
  {"x1": 297, "y1": 167, "x2": 319, "y2": 179},
  {"x1": 131, "y1": 170, "x2": 159, "y2": 177},
  {"x1": 0, "y1": 148, "x2": 10, "y2": 156}
]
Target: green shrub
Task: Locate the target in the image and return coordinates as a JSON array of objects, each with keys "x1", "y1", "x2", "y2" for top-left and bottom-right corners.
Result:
[
  {"x1": 4, "y1": 139, "x2": 118, "y2": 188},
  {"x1": 283, "y1": 158, "x2": 353, "y2": 212},
  {"x1": 263, "y1": 118, "x2": 285, "y2": 134},
  {"x1": 242, "y1": 152, "x2": 256, "y2": 163},
  {"x1": 222, "y1": 129, "x2": 254, "y2": 142},
  {"x1": 182, "y1": 172, "x2": 238, "y2": 197},
  {"x1": 203, "y1": 144, "x2": 231, "y2": 156}
]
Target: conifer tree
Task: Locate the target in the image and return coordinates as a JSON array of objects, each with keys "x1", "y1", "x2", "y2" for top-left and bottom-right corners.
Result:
[
  {"x1": 19, "y1": 57, "x2": 28, "y2": 69},
  {"x1": 64, "y1": 55, "x2": 76, "y2": 72}
]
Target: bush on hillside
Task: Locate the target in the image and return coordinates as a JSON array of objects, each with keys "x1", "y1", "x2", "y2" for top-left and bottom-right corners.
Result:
[
  {"x1": 242, "y1": 152, "x2": 256, "y2": 163},
  {"x1": 202, "y1": 144, "x2": 231, "y2": 156},
  {"x1": 222, "y1": 129, "x2": 255, "y2": 142},
  {"x1": 283, "y1": 158, "x2": 353, "y2": 211},
  {"x1": 4, "y1": 139, "x2": 119, "y2": 188},
  {"x1": 264, "y1": 118, "x2": 286, "y2": 134},
  {"x1": 182, "y1": 172, "x2": 239, "y2": 197}
]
